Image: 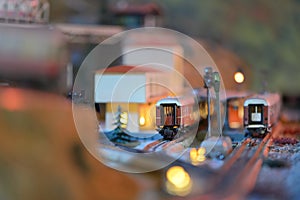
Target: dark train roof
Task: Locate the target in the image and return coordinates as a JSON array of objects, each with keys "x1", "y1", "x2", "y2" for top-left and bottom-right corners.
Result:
[
  {"x1": 111, "y1": 3, "x2": 162, "y2": 16},
  {"x1": 244, "y1": 93, "x2": 281, "y2": 106}
]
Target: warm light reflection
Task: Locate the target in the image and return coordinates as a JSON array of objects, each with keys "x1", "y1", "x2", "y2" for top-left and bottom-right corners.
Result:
[
  {"x1": 139, "y1": 116, "x2": 146, "y2": 126},
  {"x1": 238, "y1": 105, "x2": 244, "y2": 119},
  {"x1": 190, "y1": 147, "x2": 206, "y2": 165},
  {"x1": 228, "y1": 99, "x2": 244, "y2": 129},
  {"x1": 120, "y1": 112, "x2": 128, "y2": 128},
  {"x1": 229, "y1": 122, "x2": 242, "y2": 129},
  {"x1": 234, "y1": 72, "x2": 245, "y2": 83},
  {"x1": 198, "y1": 147, "x2": 206, "y2": 155},
  {"x1": 138, "y1": 103, "x2": 156, "y2": 130},
  {"x1": 199, "y1": 102, "x2": 214, "y2": 119},
  {"x1": 190, "y1": 148, "x2": 198, "y2": 161},
  {"x1": 166, "y1": 166, "x2": 192, "y2": 196}
]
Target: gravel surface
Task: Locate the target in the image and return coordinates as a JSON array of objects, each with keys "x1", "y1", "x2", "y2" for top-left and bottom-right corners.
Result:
[{"x1": 248, "y1": 142, "x2": 300, "y2": 200}]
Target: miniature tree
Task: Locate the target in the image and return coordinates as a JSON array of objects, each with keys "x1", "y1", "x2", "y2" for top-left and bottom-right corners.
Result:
[
  {"x1": 113, "y1": 105, "x2": 127, "y2": 130},
  {"x1": 105, "y1": 105, "x2": 140, "y2": 147}
]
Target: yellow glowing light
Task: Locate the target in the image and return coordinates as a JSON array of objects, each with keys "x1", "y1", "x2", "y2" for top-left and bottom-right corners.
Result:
[
  {"x1": 166, "y1": 166, "x2": 192, "y2": 196},
  {"x1": 238, "y1": 106, "x2": 244, "y2": 119},
  {"x1": 166, "y1": 166, "x2": 191, "y2": 189},
  {"x1": 198, "y1": 147, "x2": 206, "y2": 155},
  {"x1": 197, "y1": 155, "x2": 206, "y2": 162},
  {"x1": 190, "y1": 148, "x2": 198, "y2": 162},
  {"x1": 234, "y1": 72, "x2": 245, "y2": 84},
  {"x1": 120, "y1": 112, "x2": 128, "y2": 127},
  {"x1": 199, "y1": 102, "x2": 215, "y2": 119},
  {"x1": 139, "y1": 116, "x2": 146, "y2": 126},
  {"x1": 190, "y1": 148, "x2": 206, "y2": 164}
]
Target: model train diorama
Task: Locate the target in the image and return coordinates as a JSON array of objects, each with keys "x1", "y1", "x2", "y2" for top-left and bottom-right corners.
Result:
[{"x1": 155, "y1": 91, "x2": 281, "y2": 140}]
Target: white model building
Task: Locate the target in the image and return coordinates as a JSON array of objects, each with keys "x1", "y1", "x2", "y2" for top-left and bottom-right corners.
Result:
[
  {"x1": 95, "y1": 65, "x2": 174, "y2": 133},
  {"x1": 95, "y1": 32, "x2": 187, "y2": 133}
]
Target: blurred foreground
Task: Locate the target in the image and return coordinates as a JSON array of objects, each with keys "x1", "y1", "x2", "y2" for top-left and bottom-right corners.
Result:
[{"x1": 0, "y1": 87, "x2": 141, "y2": 200}]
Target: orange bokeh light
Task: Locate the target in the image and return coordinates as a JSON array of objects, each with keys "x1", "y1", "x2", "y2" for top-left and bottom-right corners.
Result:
[{"x1": 1, "y1": 89, "x2": 25, "y2": 111}]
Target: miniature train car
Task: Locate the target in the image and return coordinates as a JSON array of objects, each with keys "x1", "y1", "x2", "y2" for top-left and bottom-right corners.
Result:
[
  {"x1": 156, "y1": 95, "x2": 199, "y2": 140},
  {"x1": 223, "y1": 91, "x2": 252, "y2": 131},
  {"x1": 244, "y1": 93, "x2": 281, "y2": 137}
]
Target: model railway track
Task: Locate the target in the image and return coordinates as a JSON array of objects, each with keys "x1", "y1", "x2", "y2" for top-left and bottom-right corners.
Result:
[
  {"x1": 143, "y1": 139, "x2": 182, "y2": 152},
  {"x1": 142, "y1": 126, "x2": 196, "y2": 152},
  {"x1": 192, "y1": 124, "x2": 283, "y2": 200},
  {"x1": 219, "y1": 138, "x2": 251, "y2": 173},
  {"x1": 143, "y1": 139, "x2": 166, "y2": 152}
]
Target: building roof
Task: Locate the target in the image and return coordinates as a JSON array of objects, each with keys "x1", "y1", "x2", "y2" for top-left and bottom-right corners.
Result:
[
  {"x1": 95, "y1": 65, "x2": 165, "y2": 74},
  {"x1": 55, "y1": 23, "x2": 123, "y2": 44}
]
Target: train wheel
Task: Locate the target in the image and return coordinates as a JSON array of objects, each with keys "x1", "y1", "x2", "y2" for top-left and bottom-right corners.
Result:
[
  {"x1": 163, "y1": 128, "x2": 175, "y2": 140},
  {"x1": 244, "y1": 130, "x2": 250, "y2": 138}
]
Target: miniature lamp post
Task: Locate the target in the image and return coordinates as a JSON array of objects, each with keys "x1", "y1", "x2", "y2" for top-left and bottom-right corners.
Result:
[
  {"x1": 201, "y1": 68, "x2": 232, "y2": 159},
  {"x1": 204, "y1": 67, "x2": 213, "y2": 138},
  {"x1": 213, "y1": 71, "x2": 222, "y2": 137}
]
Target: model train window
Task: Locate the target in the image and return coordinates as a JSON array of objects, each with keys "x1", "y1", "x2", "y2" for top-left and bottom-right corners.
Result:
[
  {"x1": 248, "y1": 104, "x2": 263, "y2": 124},
  {"x1": 161, "y1": 104, "x2": 176, "y2": 125},
  {"x1": 228, "y1": 99, "x2": 244, "y2": 129}
]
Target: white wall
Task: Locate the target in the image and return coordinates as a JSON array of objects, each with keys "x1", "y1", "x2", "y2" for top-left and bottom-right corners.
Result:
[
  {"x1": 95, "y1": 74, "x2": 147, "y2": 103},
  {"x1": 122, "y1": 45, "x2": 185, "y2": 95}
]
